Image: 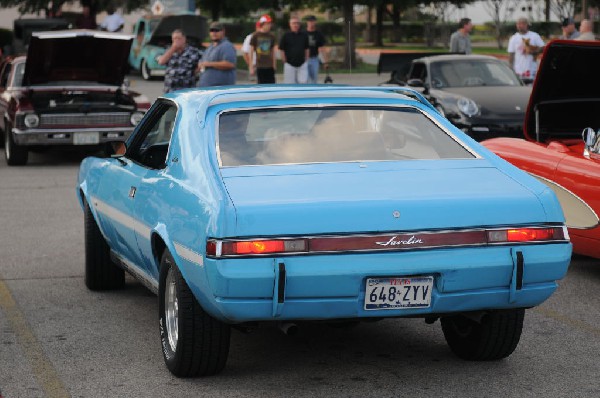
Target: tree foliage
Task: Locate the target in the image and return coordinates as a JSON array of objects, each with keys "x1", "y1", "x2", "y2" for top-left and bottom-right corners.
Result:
[{"x1": 0, "y1": 0, "x2": 151, "y2": 15}]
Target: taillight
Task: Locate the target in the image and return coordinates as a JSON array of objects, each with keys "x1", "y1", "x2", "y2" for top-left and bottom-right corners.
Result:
[
  {"x1": 207, "y1": 226, "x2": 568, "y2": 258},
  {"x1": 487, "y1": 227, "x2": 565, "y2": 243},
  {"x1": 207, "y1": 239, "x2": 307, "y2": 257}
]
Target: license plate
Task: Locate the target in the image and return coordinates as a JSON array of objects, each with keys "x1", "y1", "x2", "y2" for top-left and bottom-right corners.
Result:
[
  {"x1": 364, "y1": 276, "x2": 433, "y2": 310},
  {"x1": 73, "y1": 132, "x2": 99, "y2": 145}
]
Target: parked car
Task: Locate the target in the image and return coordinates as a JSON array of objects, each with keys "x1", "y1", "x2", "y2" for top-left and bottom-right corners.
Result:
[
  {"x1": 483, "y1": 39, "x2": 600, "y2": 259},
  {"x1": 10, "y1": 18, "x2": 70, "y2": 55},
  {"x1": 382, "y1": 54, "x2": 531, "y2": 141},
  {"x1": 77, "y1": 85, "x2": 572, "y2": 377},
  {"x1": 129, "y1": 13, "x2": 207, "y2": 80},
  {"x1": 0, "y1": 30, "x2": 151, "y2": 166}
]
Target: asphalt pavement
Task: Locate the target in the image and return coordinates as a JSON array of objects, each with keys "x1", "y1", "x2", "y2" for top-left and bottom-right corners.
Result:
[{"x1": 1, "y1": 75, "x2": 600, "y2": 398}]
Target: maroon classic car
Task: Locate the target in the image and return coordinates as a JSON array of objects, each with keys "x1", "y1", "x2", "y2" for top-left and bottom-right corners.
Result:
[{"x1": 0, "y1": 30, "x2": 151, "y2": 165}]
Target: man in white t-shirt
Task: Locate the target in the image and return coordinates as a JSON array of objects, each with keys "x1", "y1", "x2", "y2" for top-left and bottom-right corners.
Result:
[
  {"x1": 99, "y1": 6, "x2": 125, "y2": 32},
  {"x1": 507, "y1": 17, "x2": 544, "y2": 82},
  {"x1": 242, "y1": 21, "x2": 260, "y2": 81}
]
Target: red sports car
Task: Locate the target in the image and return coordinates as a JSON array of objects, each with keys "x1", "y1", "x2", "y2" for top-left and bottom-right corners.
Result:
[{"x1": 483, "y1": 39, "x2": 600, "y2": 258}]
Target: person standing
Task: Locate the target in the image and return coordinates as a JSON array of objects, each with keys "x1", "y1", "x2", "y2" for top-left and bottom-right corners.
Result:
[
  {"x1": 99, "y1": 5, "x2": 125, "y2": 32},
  {"x1": 449, "y1": 18, "x2": 473, "y2": 54},
  {"x1": 157, "y1": 29, "x2": 202, "y2": 93},
  {"x1": 576, "y1": 20, "x2": 596, "y2": 41},
  {"x1": 305, "y1": 15, "x2": 327, "y2": 84},
  {"x1": 507, "y1": 17, "x2": 544, "y2": 81},
  {"x1": 560, "y1": 17, "x2": 580, "y2": 39},
  {"x1": 75, "y1": 6, "x2": 97, "y2": 29},
  {"x1": 242, "y1": 21, "x2": 261, "y2": 81},
  {"x1": 197, "y1": 22, "x2": 237, "y2": 87},
  {"x1": 250, "y1": 15, "x2": 277, "y2": 84},
  {"x1": 279, "y1": 16, "x2": 309, "y2": 84}
]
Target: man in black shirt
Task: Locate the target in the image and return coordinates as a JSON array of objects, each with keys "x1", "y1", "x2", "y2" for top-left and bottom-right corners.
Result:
[
  {"x1": 279, "y1": 16, "x2": 309, "y2": 84},
  {"x1": 305, "y1": 15, "x2": 327, "y2": 84}
]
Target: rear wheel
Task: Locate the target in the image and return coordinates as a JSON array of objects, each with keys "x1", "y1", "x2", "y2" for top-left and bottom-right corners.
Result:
[
  {"x1": 159, "y1": 249, "x2": 231, "y2": 377},
  {"x1": 441, "y1": 309, "x2": 524, "y2": 360},
  {"x1": 84, "y1": 201, "x2": 125, "y2": 290},
  {"x1": 4, "y1": 123, "x2": 28, "y2": 166},
  {"x1": 141, "y1": 58, "x2": 152, "y2": 80}
]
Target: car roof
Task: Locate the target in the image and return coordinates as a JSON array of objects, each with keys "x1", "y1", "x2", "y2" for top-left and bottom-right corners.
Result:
[
  {"x1": 417, "y1": 54, "x2": 499, "y2": 62},
  {"x1": 162, "y1": 85, "x2": 433, "y2": 110}
]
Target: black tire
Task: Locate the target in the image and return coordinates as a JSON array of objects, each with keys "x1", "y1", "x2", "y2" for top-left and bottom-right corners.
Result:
[
  {"x1": 84, "y1": 201, "x2": 125, "y2": 290},
  {"x1": 441, "y1": 309, "x2": 524, "y2": 361},
  {"x1": 141, "y1": 59, "x2": 152, "y2": 81},
  {"x1": 4, "y1": 123, "x2": 28, "y2": 166},
  {"x1": 159, "y1": 249, "x2": 230, "y2": 377}
]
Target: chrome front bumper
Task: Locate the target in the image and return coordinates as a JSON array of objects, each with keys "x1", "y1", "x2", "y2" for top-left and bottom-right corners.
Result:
[{"x1": 12, "y1": 127, "x2": 134, "y2": 146}]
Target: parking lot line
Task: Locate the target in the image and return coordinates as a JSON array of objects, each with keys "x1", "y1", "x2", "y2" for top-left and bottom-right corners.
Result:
[{"x1": 0, "y1": 278, "x2": 70, "y2": 398}]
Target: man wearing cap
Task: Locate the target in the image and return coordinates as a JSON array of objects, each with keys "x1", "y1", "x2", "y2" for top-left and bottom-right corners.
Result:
[
  {"x1": 197, "y1": 22, "x2": 237, "y2": 87},
  {"x1": 158, "y1": 29, "x2": 203, "y2": 93},
  {"x1": 279, "y1": 16, "x2": 309, "y2": 84},
  {"x1": 242, "y1": 21, "x2": 261, "y2": 81},
  {"x1": 560, "y1": 17, "x2": 580, "y2": 39},
  {"x1": 507, "y1": 17, "x2": 544, "y2": 82},
  {"x1": 305, "y1": 15, "x2": 327, "y2": 84},
  {"x1": 250, "y1": 15, "x2": 277, "y2": 84}
]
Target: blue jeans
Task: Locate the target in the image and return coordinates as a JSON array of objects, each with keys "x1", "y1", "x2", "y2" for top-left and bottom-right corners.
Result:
[{"x1": 307, "y1": 57, "x2": 320, "y2": 84}]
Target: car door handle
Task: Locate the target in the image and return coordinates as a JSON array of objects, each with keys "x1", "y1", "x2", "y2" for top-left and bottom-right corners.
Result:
[{"x1": 128, "y1": 186, "x2": 137, "y2": 198}]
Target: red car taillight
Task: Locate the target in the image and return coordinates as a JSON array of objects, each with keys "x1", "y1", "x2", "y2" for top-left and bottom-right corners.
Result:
[{"x1": 487, "y1": 227, "x2": 566, "y2": 243}]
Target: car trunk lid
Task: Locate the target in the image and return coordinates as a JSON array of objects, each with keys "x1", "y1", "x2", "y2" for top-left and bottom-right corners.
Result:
[{"x1": 221, "y1": 161, "x2": 549, "y2": 237}]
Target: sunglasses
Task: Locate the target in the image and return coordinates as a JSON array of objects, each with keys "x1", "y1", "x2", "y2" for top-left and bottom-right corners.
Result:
[{"x1": 210, "y1": 28, "x2": 222, "y2": 32}]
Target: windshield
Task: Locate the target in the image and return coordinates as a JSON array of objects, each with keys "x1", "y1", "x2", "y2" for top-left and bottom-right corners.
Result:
[
  {"x1": 218, "y1": 107, "x2": 474, "y2": 166},
  {"x1": 430, "y1": 59, "x2": 522, "y2": 88},
  {"x1": 13, "y1": 62, "x2": 25, "y2": 87}
]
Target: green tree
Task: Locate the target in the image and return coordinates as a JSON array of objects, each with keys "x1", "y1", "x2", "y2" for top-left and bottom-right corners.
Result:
[{"x1": 0, "y1": 0, "x2": 150, "y2": 16}]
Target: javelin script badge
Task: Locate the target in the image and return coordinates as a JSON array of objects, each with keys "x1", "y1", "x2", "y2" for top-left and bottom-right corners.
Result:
[{"x1": 375, "y1": 235, "x2": 424, "y2": 247}]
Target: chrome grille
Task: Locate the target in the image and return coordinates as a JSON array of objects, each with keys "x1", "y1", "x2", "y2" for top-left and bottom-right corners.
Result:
[{"x1": 40, "y1": 113, "x2": 130, "y2": 127}]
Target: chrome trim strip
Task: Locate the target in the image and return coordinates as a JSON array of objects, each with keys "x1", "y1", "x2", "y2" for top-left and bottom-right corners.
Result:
[
  {"x1": 110, "y1": 250, "x2": 158, "y2": 294},
  {"x1": 13, "y1": 127, "x2": 134, "y2": 134},
  {"x1": 207, "y1": 225, "x2": 568, "y2": 258},
  {"x1": 174, "y1": 243, "x2": 204, "y2": 267}
]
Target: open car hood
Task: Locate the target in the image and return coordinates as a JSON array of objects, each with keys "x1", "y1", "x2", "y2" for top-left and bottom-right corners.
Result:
[
  {"x1": 149, "y1": 14, "x2": 207, "y2": 44},
  {"x1": 524, "y1": 40, "x2": 600, "y2": 142},
  {"x1": 23, "y1": 30, "x2": 133, "y2": 86}
]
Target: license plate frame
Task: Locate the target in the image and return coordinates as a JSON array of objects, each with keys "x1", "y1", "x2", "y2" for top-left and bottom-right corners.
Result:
[
  {"x1": 73, "y1": 132, "x2": 100, "y2": 145},
  {"x1": 364, "y1": 276, "x2": 433, "y2": 310}
]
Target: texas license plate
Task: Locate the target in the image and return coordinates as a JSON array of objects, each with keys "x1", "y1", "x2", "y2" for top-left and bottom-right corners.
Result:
[
  {"x1": 73, "y1": 132, "x2": 99, "y2": 145},
  {"x1": 364, "y1": 276, "x2": 433, "y2": 310}
]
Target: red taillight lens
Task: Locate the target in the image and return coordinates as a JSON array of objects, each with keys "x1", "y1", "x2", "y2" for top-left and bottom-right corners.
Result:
[
  {"x1": 208, "y1": 239, "x2": 308, "y2": 257},
  {"x1": 507, "y1": 228, "x2": 555, "y2": 242},
  {"x1": 488, "y1": 227, "x2": 564, "y2": 243},
  {"x1": 234, "y1": 240, "x2": 286, "y2": 254}
]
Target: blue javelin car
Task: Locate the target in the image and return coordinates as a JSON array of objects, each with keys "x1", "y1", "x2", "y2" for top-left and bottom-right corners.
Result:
[{"x1": 77, "y1": 86, "x2": 572, "y2": 377}]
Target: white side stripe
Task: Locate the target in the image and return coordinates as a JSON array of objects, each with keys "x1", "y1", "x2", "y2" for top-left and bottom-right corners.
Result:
[
  {"x1": 174, "y1": 243, "x2": 204, "y2": 267},
  {"x1": 92, "y1": 196, "x2": 152, "y2": 240}
]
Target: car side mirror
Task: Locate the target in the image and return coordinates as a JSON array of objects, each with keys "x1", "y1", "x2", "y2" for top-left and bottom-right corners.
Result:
[
  {"x1": 107, "y1": 141, "x2": 127, "y2": 157},
  {"x1": 582, "y1": 127, "x2": 600, "y2": 157},
  {"x1": 406, "y1": 78, "x2": 424, "y2": 88}
]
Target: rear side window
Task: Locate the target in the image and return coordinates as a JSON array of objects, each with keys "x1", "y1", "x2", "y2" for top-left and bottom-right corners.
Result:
[{"x1": 218, "y1": 107, "x2": 474, "y2": 167}]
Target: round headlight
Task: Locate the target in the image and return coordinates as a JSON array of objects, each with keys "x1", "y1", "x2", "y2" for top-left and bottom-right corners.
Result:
[
  {"x1": 130, "y1": 112, "x2": 144, "y2": 126},
  {"x1": 457, "y1": 98, "x2": 479, "y2": 117},
  {"x1": 24, "y1": 114, "x2": 40, "y2": 128}
]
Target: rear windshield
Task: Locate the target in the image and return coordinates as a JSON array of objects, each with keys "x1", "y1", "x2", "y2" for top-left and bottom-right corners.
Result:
[{"x1": 218, "y1": 107, "x2": 474, "y2": 166}]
